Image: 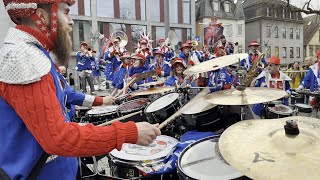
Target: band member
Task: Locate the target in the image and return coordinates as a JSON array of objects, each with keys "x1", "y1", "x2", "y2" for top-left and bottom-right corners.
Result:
[
  {"x1": 208, "y1": 64, "x2": 239, "y2": 92},
  {"x1": 165, "y1": 57, "x2": 191, "y2": 86},
  {"x1": 211, "y1": 40, "x2": 227, "y2": 59},
  {"x1": 252, "y1": 56, "x2": 291, "y2": 117},
  {"x1": 91, "y1": 50, "x2": 102, "y2": 89},
  {"x1": 104, "y1": 36, "x2": 126, "y2": 89},
  {"x1": 129, "y1": 54, "x2": 152, "y2": 90},
  {"x1": 136, "y1": 36, "x2": 153, "y2": 67},
  {"x1": 158, "y1": 38, "x2": 175, "y2": 61},
  {"x1": 201, "y1": 45, "x2": 213, "y2": 61},
  {"x1": 178, "y1": 42, "x2": 194, "y2": 66},
  {"x1": 240, "y1": 40, "x2": 267, "y2": 71},
  {"x1": 77, "y1": 43, "x2": 96, "y2": 94},
  {"x1": 0, "y1": 1, "x2": 160, "y2": 179},
  {"x1": 149, "y1": 50, "x2": 171, "y2": 80},
  {"x1": 112, "y1": 52, "x2": 133, "y2": 90}
]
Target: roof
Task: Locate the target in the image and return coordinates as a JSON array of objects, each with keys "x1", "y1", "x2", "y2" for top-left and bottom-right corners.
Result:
[
  {"x1": 303, "y1": 15, "x2": 320, "y2": 45},
  {"x1": 195, "y1": 0, "x2": 245, "y2": 20}
]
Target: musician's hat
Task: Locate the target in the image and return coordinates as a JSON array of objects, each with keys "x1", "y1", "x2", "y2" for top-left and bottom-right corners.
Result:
[
  {"x1": 248, "y1": 40, "x2": 260, "y2": 47},
  {"x1": 120, "y1": 51, "x2": 131, "y2": 60},
  {"x1": 268, "y1": 56, "x2": 281, "y2": 65},
  {"x1": 172, "y1": 57, "x2": 187, "y2": 68}
]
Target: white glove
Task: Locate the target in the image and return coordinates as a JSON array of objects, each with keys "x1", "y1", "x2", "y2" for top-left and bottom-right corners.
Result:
[
  {"x1": 284, "y1": 92, "x2": 290, "y2": 98},
  {"x1": 103, "y1": 96, "x2": 116, "y2": 105},
  {"x1": 296, "y1": 85, "x2": 303, "y2": 91}
]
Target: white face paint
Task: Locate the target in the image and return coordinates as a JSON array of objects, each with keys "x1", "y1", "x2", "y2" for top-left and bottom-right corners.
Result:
[{"x1": 134, "y1": 60, "x2": 141, "y2": 68}]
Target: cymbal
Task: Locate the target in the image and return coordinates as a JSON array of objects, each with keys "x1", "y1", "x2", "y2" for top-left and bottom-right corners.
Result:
[
  {"x1": 133, "y1": 70, "x2": 156, "y2": 83},
  {"x1": 130, "y1": 87, "x2": 175, "y2": 96},
  {"x1": 204, "y1": 87, "x2": 287, "y2": 105},
  {"x1": 137, "y1": 80, "x2": 165, "y2": 87},
  {"x1": 219, "y1": 116, "x2": 320, "y2": 180},
  {"x1": 183, "y1": 53, "x2": 248, "y2": 75}
]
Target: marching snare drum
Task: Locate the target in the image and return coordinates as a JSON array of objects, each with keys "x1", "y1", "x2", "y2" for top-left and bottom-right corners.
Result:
[
  {"x1": 181, "y1": 97, "x2": 224, "y2": 132},
  {"x1": 86, "y1": 105, "x2": 119, "y2": 124},
  {"x1": 145, "y1": 93, "x2": 181, "y2": 124},
  {"x1": 75, "y1": 105, "x2": 91, "y2": 118},
  {"x1": 177, "y1": 136, "x2": 245, "y2": 180},
  {"x1": 117, "y1": 98, "x2": 149, "y2": 122},
  {"x1": 266, "y1": 104, "x2": 293, "y2": 119},
  {"x1": 109, "y1": 135, "x2": 178, "y2": 179},
  {"x1": 295, "y1": 103, "x2": 313, "y2": 117}
]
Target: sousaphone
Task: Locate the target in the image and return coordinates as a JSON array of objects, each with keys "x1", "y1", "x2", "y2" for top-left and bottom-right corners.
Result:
[{"x1": 111, "y1": 31, "x2": 128, "y2": 48}]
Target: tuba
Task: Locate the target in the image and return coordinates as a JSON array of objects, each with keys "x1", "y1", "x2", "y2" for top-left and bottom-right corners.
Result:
[
  {"x1": 164, "y1": 30, "x2": 178, "y2": 48},
  {"x1": 245, "y1": 53, "x2": 265, "y2": 87},
  {"x1": 111, "y1": 31, "x2": 128, "y2": 55}
]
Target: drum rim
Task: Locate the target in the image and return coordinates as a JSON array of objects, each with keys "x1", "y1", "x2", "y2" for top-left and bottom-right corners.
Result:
[
  {"x1": 267, "y1": 104, "x2": 293, "y2": 115},
  {"x1": 145, "y1": 93, "x2": 180, "y2": 113},
  {"x1": 117, "y1": 98, "x2": 150, "y2": 113},
  {"x1": 295, "y1": 103, "x2": 312, "y2": 109},
  {"x1": 86, "y1": 105, "x2": 119, "y2": 115}
]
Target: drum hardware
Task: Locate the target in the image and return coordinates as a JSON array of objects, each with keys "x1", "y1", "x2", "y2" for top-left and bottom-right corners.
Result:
[{"x1": 219, "y1": 116, "x2": 320, "y2": 180}]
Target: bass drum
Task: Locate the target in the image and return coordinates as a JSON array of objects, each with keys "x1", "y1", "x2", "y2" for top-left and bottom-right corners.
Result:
[
  {"x1": 177, "y1": 136, "x2": 247, "y2": 180},
  {"x1": 181, "y1": 97, "x2": 224, "y2": 132}
]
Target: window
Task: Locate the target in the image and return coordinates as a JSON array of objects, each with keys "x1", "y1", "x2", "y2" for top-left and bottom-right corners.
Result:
[
  {"x1": 187, "y1": 29, "x2": 192, "y2": 40},
  {"x1": 316, "y1": 45, "x2": 320, "y2": 54},
  {"x1": 266, "y1": 7, "x2": 270, "y2": 17},
  {"x1": 109, "y1": 23, "x2": 126, "y2": 34},
  {"x1": 171, "y1": 28, "x2": 182, "y2": 52},
  {"x1": 224, "y1": 24, "x2": 232, "y2": 37},
  {"x1": 131, "y1": 25, "x2": 147, "y2": 50},
  {"x1": 275, "y1": 10, "x2": 278, "y2": 18},
  {"x1": 237, "y1": 24, "x2": 243, "y2": 36},
  {"x1": 296, "y1": 29, "x2": 300, "y2": 39},
  {"x1": 156, "y1": 27, "x2": 166, "y2": 43},
  {"x1": 266, "y1": 26, "x2": 271, "y2": 37},
  {"x1": 290, "y1": 47, "x2": 294, "y2": 58},
  {"x1": 289, "y1": 28, "x2": 293, "y2": 39},
  {"x1": 319, "y1": 30, "x2": 320, "y2": 42},
  {"x1": 282, "y1": 47, "x2": 287, "y2": 58},
  {"x1": 169, "y1": 0, "x2": 178, "y2": 23},
  {"x1": 84, "y1": 0, "x2": 91, "y2": 16},
  {"x1": 238, "y1": 46, "x2": 243, "y2": 53},
  {"x1": 70, "y1": 0, "x2": 78, "y2": 15},
  {"x1": 296, "y1": 47, "x2": 300, "y2": 58},
  {"x1": 151, "y1": 0, "x2": 160, "y2": 22},
  {"x1": 225, "y1": 2, "x2": 230, "y2": 13},
  {"x1": 282, "y1": 27, "x2": 286, "y2": 39},
  {"x1": 183, "y1": 0, "x2": 191, "y2": 24},
  {"x1": 266, "y1": 46, "x2": 271, "y2": 58},
  {"x1": 289, "y1": 11, "x2": 292, "y2": 19},
  {"x1": 296, "y1": 12, "x2": 299, "y2": 20},
  {"x1": 141, "y1": 0, "x2": 146, "y2": 21},
  {"x1": 309, "y1": 46, "x2": 314, "y2": 57},
  {"x1": 213, "y1": 1, "x2": 219, "y2": 11},
  {"x1": 282, "y1": 8, "x2": 286, "y2": 18},
  {"x1": 120, "y1": 0, "x2": 136, "y2": 20},
  {"x1": 97, "y1": 0, "x2": 114, "y2": 18},
  {"x1": 275, "y1": 46, "x2": 279, "y2": 57},
  {"x1": 275, "y1": 26, "x2": 279, "y2": 38},
  {"x1": 72, "y1": 20, "x2": 92, "y2": 51}
]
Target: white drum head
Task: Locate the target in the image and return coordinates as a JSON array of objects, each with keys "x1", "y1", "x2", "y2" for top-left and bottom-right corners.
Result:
[
  {"x1": 295, "y1": 103, "x2": 312, "y2": 109},
  {"x1": 146, "y1": 93, "x2": 180, "y2": 113},
  {"x1": 110, "y1": 135, "x2": 178, "y2": 162},
  {"x1": 87, "y1": 105, "x2": 118, "y2": 115},
  {"x1": 268, "y1": 104, "x2": 293, "y2": 115},
  {"x1": 180, "y1": 138, "x2": 242, "y2": 180},
  {"x1": 182, "y1": 97, "x2": 217, "y2": 115}
]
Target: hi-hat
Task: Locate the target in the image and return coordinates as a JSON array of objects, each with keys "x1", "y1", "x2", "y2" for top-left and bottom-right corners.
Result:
[
  {"x1": 219, "y1": 116, "x2": 320, "y2": 180},
  {"x1": 130, "y1": 87, "x2": 175, "y2": 96},
  {"x1": 138, "y1": 80, "x2": 165, "y2": 87},
  {"x1": 183, "y1": 53, "x2": 248, "y2": 75},
  {"x1": 204, "y1": 87, "x2": 287, "y2": 105}
]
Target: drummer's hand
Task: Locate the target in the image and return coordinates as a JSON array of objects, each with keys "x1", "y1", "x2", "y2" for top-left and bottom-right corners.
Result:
[
  {"x1": 284, "y1": 92, "x2": 290, "y2": 98},
  {"x1": 103, "y1": 96, "x2": 116, "y2": 105},
  {"x1": 136, "y1": 122, "x2": 161, "y2": 146}
]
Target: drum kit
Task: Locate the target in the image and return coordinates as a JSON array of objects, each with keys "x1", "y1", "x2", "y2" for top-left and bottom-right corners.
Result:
[{"x1": 77, "y1": 54, "x2": 320, "y2": 180}]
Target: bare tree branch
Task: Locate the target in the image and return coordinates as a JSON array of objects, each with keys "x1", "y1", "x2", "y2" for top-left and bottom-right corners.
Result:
[{"x1": 285, "y1": 0, "x2": 320, "y2": 15}]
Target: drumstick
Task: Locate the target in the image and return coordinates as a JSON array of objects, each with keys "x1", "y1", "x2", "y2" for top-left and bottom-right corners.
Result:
[
  {"x1": 98, "y1": 110, "x2": 143, "y2": 126},
  {"x1": 159, "y1": 87, "x2": 210, "y2": 129},
  {"x1": 114, "y1": 77, "x2": 137, "y2": 98}
]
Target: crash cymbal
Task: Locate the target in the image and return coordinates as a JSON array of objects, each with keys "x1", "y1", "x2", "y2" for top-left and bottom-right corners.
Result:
[
  {"x1": 133, "y1": 70, "x2": 156, "y2": 83},
  {"x1": 219, "y1": 116, "x2": 320, "y2": 180},
  {"x1": 204, "y1": 87, "x2": 287, "y2": 105},
  {"x1": 137, "y1": 80, "x2": 165, "y2": 87},
  {"x1": 183, "y1": 53, "x2": 248, "y2": 75},
  {"x1": 130, "y1": 87, "x2": 175, "y2": 96}
]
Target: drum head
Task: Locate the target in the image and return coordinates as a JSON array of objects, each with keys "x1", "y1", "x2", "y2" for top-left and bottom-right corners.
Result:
[
  {"x1": 118, "y1": 98, "x2": 149, "y2": 113},
  {"x1": 145, "y1": 93, "x2": 180, "y2": 113},
  {"x1": 110, "y1": 135, "x2": 178, "y2": 162},
  {"x1": 75, "y1": 105, "x2": 91, "y2": 111},
  {"x1": 182, "y1": 97, "x2": 217, "y2": 115},
  {"x1": 295, "y1": 103, "x2": 312, "y2": 109},
  {"x1": 178, "y1": 136, "x2": 242, "y2": 180},
  {"x1": 87, "y1": 105, "x2": 118, "y2": 115},
  {"x1": 268, "y1": 104, "x2": 293, "y2": 115}
]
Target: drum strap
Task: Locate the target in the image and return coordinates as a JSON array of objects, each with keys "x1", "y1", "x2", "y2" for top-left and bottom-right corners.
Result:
[{"x1": 27, "y1": 152, "x2": 50, "y2": 180}]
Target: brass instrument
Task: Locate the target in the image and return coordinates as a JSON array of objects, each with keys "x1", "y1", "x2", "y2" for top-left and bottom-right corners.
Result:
[
  {"x1": 111, "y1": 31, "x2": 128, "y2": 55},
  {"x1": 245, "y1": 53, "x2": 265, "y2": 87},
  {"x1": 164, "y1": 30, "x2": 178, "y2": 48}
]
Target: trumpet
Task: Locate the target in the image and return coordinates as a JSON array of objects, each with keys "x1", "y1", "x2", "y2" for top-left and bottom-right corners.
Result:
[{"x1": 191, "y1": 40, "x2": 198, "y2": 51}]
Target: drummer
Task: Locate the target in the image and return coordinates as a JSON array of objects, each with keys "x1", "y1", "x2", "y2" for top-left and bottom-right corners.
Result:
[
  {"x1": 149, "y1": 50, "x2": 171, "y2": 81},
  {"x1": 208, "y1": 64, "x2": 239, "y2": 93},
  {"x1": 252, "y1": 56, "x2": 291, "y2": 118},
  {"x1": 165, "y1": 57, "x2": 192, "y2": 87},
  {"x1": 112, "y1": 51, "x2": 133, "y2": 93}
]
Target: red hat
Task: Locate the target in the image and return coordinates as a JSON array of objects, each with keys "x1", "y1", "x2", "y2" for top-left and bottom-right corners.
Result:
[
  {"x1": 172, "y1": 57, "x2": 187, "y2": 68},
  {"x1": 179, "y1": 43, "x2": 192, "y2": 51},
  {"x1": 132, "y1": 53, "x2": 146, "y2": 64},
  {"x1": 120, "y1": 51, "x2": 131, "y2": 60},
  {"x1": 139, "y1": 38, "x2": 148, "y2": 44},
  {"x1": 316, "y1": 50, "x2": 320, "y2": 59},
  {"x1": 80, "y1": 42, "x2": 88, "y2": 47},
  {"x1": 154, "y1": 50, "x2": 165, "y2": 56},
  {"x1": 268, "y1": 56, "x2": 281, "y2": 65},
  {"x1": 158, "y1": 38, "x2": 165, "y2": 43},
  {"x1": 248, "y1": 40, "x2": 260, "y2": 47}
]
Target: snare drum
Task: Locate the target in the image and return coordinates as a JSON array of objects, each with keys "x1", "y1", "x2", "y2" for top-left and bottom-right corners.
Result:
[
  {"x1": 109, "y1": 135, "x2": 178, "y2": 179},
  {"x1": 145, "y1": 93, "x2": 181, "y2": 124},
  {"x1": 75, "y1": 105, "x2": 91, "y2": 118},
  {"x1": 295, "y1": 103, "x2": 313, "y2": 117},
  {"x1": 266, "y1": 104, "x2": 293, "y2": 119},
  {"x1": 86, "y1": 105, "x2": 119, "y2": 124},
  {"x1": 181, "y1": 97, "x2": 224, "y2": 132},
  {"x1": 117, "y1": 98, "x2": 149, "y2": 122},
  {"x1": 177, "y1": 136, "x2": 244, "y2": 180}
]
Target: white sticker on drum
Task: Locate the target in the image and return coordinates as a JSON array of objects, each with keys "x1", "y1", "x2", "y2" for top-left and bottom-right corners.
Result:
[
  {"x1": 182, "y1": 97, "x2": 217, "y2": 115},
  {"x1": 146, "y1": 93, "x2": 180, "y2": 113},
  {"x1": 110, "y1": 135, "x2": 178, "y2": 161},
  {"x1": 87, "y1": 105, "x2": 119, "y2": 115}
]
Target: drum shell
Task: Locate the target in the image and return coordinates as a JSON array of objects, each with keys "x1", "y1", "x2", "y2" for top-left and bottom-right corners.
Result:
[
  {"x1": 117, "y1": 98, "x2": 149, "y2": 122},
  {"x1": 87, "y1": 112, "x2": 118, "y2": 123},
  {"x1": 181, "y1": 106, "x2": 224, "y2": 132},
  {"x1": 291, "y1": 94, "x2": 304, "y2": 104},
  {"x1": 295, "y1": 103, "x2": 313, "y2": 117}
]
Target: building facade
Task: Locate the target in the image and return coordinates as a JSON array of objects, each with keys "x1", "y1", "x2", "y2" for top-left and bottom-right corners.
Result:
[
  {"x1": 195, "y1": 0, "x2": 246, "y2": 52},
  {"x1": 303, "y1": 15, "x2": 320, "y2": 59},
  {"x1": 243, "y1": 0, "x2": 304, "y2": 64}
]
